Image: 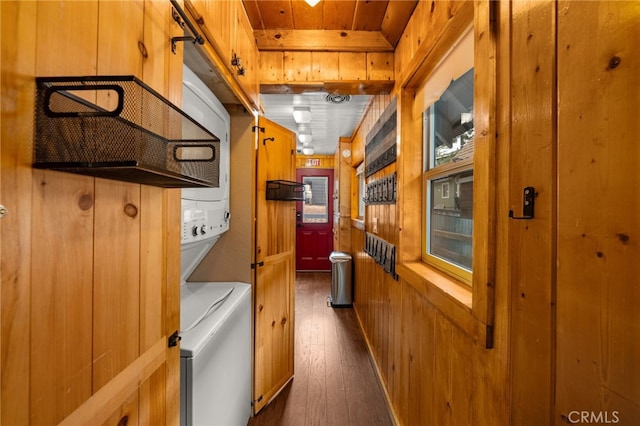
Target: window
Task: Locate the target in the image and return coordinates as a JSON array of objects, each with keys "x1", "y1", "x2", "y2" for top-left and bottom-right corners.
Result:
[
  {"x1": 399, "y1": 14, "x2": 496, "y2": 346},
  {"x1": 422, "y1": 30, "x2": 474, "y2": 285},
  {"x1": 356, "y1": 162, "x2": 365, "y2": 219},
  {"x1": 302, "y1": 176, "x2": 328, "y2": 223}
]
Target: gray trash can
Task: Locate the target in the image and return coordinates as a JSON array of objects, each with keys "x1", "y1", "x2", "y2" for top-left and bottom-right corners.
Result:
[{"x1": 329, "y1": 251, "x2": 353, "y2": 307}]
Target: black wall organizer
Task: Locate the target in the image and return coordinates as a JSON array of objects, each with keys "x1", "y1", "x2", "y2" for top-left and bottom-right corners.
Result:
[
  {"x1": 364, "y1": 232, "x2": 398, "y2": 280},
  {"x1": 266, "y1": 180, "x2": 305, "y2": 201},
  {"x1": 365, "y1": 98, "x2": 397, "y2": 177},
  {"x1": 34, "y1": 76, "x2": 220, "y2": 188},
  {"x1": 364, "y1": 172, "x2": 397, "y2": 205}
]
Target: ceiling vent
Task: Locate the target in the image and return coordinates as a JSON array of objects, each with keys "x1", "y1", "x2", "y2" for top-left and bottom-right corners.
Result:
[{"x1": 325, "y1": 94, "x2": 351, "y2": 104}]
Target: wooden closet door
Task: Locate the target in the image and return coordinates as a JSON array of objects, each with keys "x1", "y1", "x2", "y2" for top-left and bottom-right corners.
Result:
[
  {"x1": 0, "y1": 1, "x2": 183, "y2": 424},
  {"x1": 253, "y1": 116, "x2": 296, "y2": 413}
]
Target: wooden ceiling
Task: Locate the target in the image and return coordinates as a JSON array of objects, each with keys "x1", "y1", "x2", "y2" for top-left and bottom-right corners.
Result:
[{"x1": 242, "y1": 0, "x2": 418, "y2": 52}]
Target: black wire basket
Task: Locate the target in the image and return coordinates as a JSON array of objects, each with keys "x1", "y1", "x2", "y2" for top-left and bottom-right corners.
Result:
[
  {"x1": 34, "y1": 76, "x2": 220, "y2": 188},
  {"x1": 266, "y1": 180, "x2": 305, "y2": 201}
]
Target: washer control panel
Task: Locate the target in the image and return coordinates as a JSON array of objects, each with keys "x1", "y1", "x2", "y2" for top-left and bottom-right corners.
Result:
[{"x1": 181, "y1": 200, "x2": 230, "y2": 244}]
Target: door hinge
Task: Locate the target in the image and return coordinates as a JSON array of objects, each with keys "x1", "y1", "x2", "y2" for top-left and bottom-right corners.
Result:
[
  {"x1": 251, "y1": 395, "x2": 264, "y2": 406},
  {"x1": 250, "y1": 261, "x2": 265, "y2": 269},
  {"x1": 168, "y1": 330, "x2": 181, "y2": 348},
  {"x1": 252, "y1": 126, "x2": 265, "y2": 133},
  {"x1": 485, "y1": 324, "x2": 494, "y2": 349}
]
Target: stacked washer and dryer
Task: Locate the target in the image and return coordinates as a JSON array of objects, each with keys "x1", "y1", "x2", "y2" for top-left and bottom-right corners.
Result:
[{"x1": 179, "y1": 65, "x2": 252, "y2": 426}]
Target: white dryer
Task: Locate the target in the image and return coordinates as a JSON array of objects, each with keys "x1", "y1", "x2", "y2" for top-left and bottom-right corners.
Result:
[{"x1": 179, "y1": 65, "x2": 251, "y2": 426}]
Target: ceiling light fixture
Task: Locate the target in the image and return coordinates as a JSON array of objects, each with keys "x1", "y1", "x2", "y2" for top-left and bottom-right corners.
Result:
[
  {"x1": 297, "y1": 124, "x2": 312, "y2": 144},
  {"x1": 293, "y1": 107, "x2": 312, "y2": 124},
  {"x1": 304, "y1": 0, "x2": 321, "y2": 7},
  {"x1": 298, "y1": 133, "x2": 313, "y2": 144},
  {"x1": 297, "y1": 124, "x2": 311, "y2": 134},
  {"x1": 302, "y1": 146, "x2": 315, "y2": 155}
]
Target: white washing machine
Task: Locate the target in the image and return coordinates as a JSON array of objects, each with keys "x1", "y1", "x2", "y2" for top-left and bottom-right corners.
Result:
[
  {"x1": 179, "y1": 264, "x2": 251, "y2": 426},
  {"x1": 179, "y1": 65, "x2": 251, "y2": 426}
]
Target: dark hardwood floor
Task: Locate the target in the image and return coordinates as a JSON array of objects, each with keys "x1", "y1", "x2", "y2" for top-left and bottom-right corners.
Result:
[{"x1": 248, "y1": 272, "x2": 393, "y2": 426}]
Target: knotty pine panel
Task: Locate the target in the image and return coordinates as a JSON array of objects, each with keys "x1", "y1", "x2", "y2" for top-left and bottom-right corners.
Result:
[
  {"x1": 164, "y1": 187, "x2": 183, "y2": 426},
  {"x1": 379, "y1": 0, "x2": 419, "y2": 48},
  {"x1": 284, "y1": 51, "x2": 312, "y2": 82},
  {"x1": 395, "y1": 0, "x2": 473, "y2": 88},
  {"x1": 366, "y1": 52, "x2": 394, "y2": 81},
  {"x1": 290, "y1": 0, "x2": 323, "y2": 29},
  {"x1": 96, "y1": 0, "x2": 143, "y2": 77},
  {"x1": 254, "y1": 252, "x2": 295, "y2": 412},
  {"x1": 259, "y1": 50, "x2": 393, "y2": 87},
  {"x1": 353, "y1": 248, "x2": 496, "y2": 425},
  {"x1": 261, "y1": 51, "x2": 285, "y2": 82},
  {"x1": 338, "y1": 52, "x2": 366, "y2": 81},
  {"x1": 254, "y1": 116, "x2": 296, "y2": 413},
  {"x1": 1, "y1": 1, "x2": 37, "y2": 424},
  {"x1": 322, "y1": 0, "x2": 356, "y2": 30},
  {"x1": 26, "y1": 2, "x2": 100, "y2": 424},
  {"x1": 30, "y1": 172, "x2": 95, "y2": 425},
  {"x1": 3, "y1": 1, "x2": 181, "y2": 424},
  {"x1": 93, "y1": 180, "x2": 141, "y2": 392},
  {"x1": 352, "y1": 0, "x2": 387, "y2": 31},
  {"x1": 296, "y1": 154, "x2": 334, "y2": 169},
  {"x1": 139, "y1": 366, "x2": 166, "y2": 425},
  {"x1": 189, "y1": 0, "x2": 235, "y2": 67},
  {"x1": 101, "y1": 391, "x2": 139, "y2": 426},
  {"x1": 235, "y1": 4, "x2": 260, "y2": 106},
  {"x1": 140, "y1": 186, "x2": 165, "y2": 351},
  {"x1": 556, "y1": 1, "x2": 640, "y2": 421},
  {"x1": 311, "y1": 52, "x2": 340, "y2": 81},
  {"x1": 143, "y1": 0, "x2": 184, "y2": 101},
  {"x1": 34, "y1": 1, "x2": 99, "y2": 76},
  {"x1": 508, "y1": 1, "x2": 556, "y2": 423}
]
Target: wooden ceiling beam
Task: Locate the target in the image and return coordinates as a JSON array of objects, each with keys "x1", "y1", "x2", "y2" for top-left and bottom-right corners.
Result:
[
  {"x1": 254, "y1": 29, "x2": 394, "y2": 52},
  {"x1": 260, "y1": 81, "x2": 394, "y2": 96}
]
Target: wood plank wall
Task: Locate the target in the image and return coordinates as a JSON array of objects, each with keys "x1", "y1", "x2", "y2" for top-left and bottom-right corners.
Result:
[
  {"x1": 554, "y1": 1, "x2": 639, "y2": 422},
  {"x1": 349, "y1": 0, "x2": 640, "y2": 425},
  {"x1": 1, "y1": 1, "x2": 182, "y2": 424},
  {"x1": 295, "y1": 154, "x2": 334, "y2": 169},
  {"x1": 260, "y1": 51, "x2": 393, "y2": 94}
]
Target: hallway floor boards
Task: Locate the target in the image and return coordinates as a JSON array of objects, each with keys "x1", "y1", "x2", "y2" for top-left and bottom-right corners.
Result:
[{"x1": 248, "y1": 272, "x2": 393, "y2": 426}]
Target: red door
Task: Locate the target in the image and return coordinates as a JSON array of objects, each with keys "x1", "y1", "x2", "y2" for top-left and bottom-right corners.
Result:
[{"x1": 296, "y1": 168, "x2": 334, "y2": 271}]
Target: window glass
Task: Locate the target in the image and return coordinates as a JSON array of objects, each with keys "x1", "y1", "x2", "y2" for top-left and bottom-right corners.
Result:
[
  {"x1": 421, "y1": 32, "x2": 474, "y2": 284},
  {"x1": 427, "y1": 170, "x2": 473, "y2": 271},
  {"x1": 356, "y1": 162, "x2": 365, "y2": 218},
  {"x1": 302, "y1": 176, "x2": 328, "y2": 223}
]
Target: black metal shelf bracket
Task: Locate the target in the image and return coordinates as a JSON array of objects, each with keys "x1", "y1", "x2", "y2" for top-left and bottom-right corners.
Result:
[
  {"x1": 509, "y1": 186, "x2": 536, "y2": 220},
  {"x1": 170, "y1": 0, "x2": 205, "y2": 54}
]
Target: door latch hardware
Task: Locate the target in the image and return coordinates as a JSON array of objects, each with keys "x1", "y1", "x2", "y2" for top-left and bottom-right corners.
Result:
[
  {"x1": 250, "y1": 261, "x2": 265, "y2": 269},
  {"x1": 509, "y1": 186, "x2": 536, "y2": 220},
  {"x1": 0, "y1": 205, "x2": 7, "y2": 218},
  {"x1": 168, "y1": 330, "x2": 181, "y2": 348}
]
